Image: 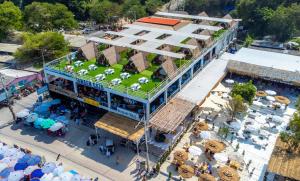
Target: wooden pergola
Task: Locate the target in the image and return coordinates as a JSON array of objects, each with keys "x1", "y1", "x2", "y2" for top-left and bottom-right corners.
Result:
[
  {"x1": 94, "y1": 112, "x2": 144, "y2": 142},
  {"x1": 150, "y1": 98, "x2": 195, "y2": 132}
]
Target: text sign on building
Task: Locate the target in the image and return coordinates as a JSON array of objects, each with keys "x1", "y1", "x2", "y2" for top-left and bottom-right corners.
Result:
[
  {"x1": 117, "y1": 107, "x2": 139, "y2": 120},
  {"x1": 83, "y1": 97, "x2": 100, "y2": 107},
  {"x1": 77, "y1": 79, "x2": 103, "y2": 90},
  {"x1": 37, "y1": 85, "x2": 49, "y2": 95}
]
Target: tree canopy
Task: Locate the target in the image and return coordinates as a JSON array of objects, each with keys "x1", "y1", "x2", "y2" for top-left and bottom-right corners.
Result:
[
  {"x1": 226, "y1": 94, "x2": 247, "y2": 120},
  {"x1": 231, "y1": 81, "x2": 256, "y2": 104},
  {"x1": 89, "y1": 0, "x2": 121, "y2": 24},
  {"x1": 234, "y1": 0, "x2": 300, "y2": 41},
  {"x1": 280, "y1": 111, "x2": 300, "y2": 152},
  {"x1": 123, "y1": 0, "x2": 147, "y2": 20},
  {"x1": 0, "y1": 1, "x2": 22, "y2": 40},
  {"x1": 23, "y1": 2, "x2": 77, "y2": 32},
  {"x1": 145, "y1": 0, "x2": 163, "y2": 14},
  {"x1": 15, "y1": 32, "x2": 69, "y2": 66}
]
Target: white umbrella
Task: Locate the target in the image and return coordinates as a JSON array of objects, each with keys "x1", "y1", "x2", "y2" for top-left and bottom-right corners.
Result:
[
  {"x1": 71, "y1": 174, "x2": 81, "y2": 181},
  {"x1": 26, "y1": 113, "x2": 38, "y2": 123},
  {"x1": 0, "y1": 145, "x2": 9, "y2": 155},
  {"x1": 188, "y1": 146, "x2": 203, "y2": 156},
  {"x1": 49, "y1": 122, "x2": 64, "y2": 132},
  {"x1": 225, "y1": 79, "x2": 234, "y2": 84},
  {"x1": 14, "y1": 151, "x2": 25, "y2": 159},
  {"x1": 4, "y1": 148, "x2": 18, "y2": 157},
  {"x1": 16, "y1": 109, "x2": 30, "y2": 118},
  {"x1": 59, "y1": 172, "x2": 73, "y2": 181},
  {"x1": 272, "y1": 116, "x2": 283, "y2": 123},
  {"x1": 24, "y1": 165, "x2": 39, "y2": 175},
  {"x1": 1, "y1": 157, "x2": 17, "y2": 167},
  {"x1": 200, "y1": 131, "x2": 211, "y2": 139},
  {"x1": 230, "y1": 121, "x2": 242, "y2": 130},
  {"x1": 253, "y1": 101, "x2": 263, "y2": 107},
  {"x1": 266, "y1": 96, "x2": 275, "y2": 102},
  {"x1": 265, "y1": 90, "x2": 276, "y2": 96},
  {"x1": 245, "y1": 125, "x2": 258, "y2": 133},
  {"x1": 0, "y1": 163, "x2": 8, "y2": 172},
  {"x1": 53, "y1": 166, "x2": 64, "y2": 176},
  {"x1": 214, "y1": 153, "x2": 228, "y2": 163},
  {"x1": 8, "y1": 170, "x2": 24, "y2": 181},
  {"x1": 52, "y1": 177, "x2": 61, "y2": 181},
  {"x1": 41, "y1": 173, "x2": 54, "y2": 181},
  {"x1": 42, "y1": 162, "x2": 56, "y2": 174}
]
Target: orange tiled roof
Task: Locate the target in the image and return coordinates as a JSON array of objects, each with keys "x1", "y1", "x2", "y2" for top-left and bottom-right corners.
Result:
[{"x1": 137, "y1": 17, "x2": 180, "y2": 26}]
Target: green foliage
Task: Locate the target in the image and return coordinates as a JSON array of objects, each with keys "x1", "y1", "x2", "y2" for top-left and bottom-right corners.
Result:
[
  {"x1": 243, "y1": 34, "x2": 254, "y2": 47},
  {"x1": 184, "y1": 0, "x2": 234, "y2": 15},
  {"x1": 123, "y1": 0, "x2": 147, "y2": 20},
  {"x1": 15, "y1": 32, "x2": 69, "y2": 65},
  {"x1": 231, "y1": 81, "x2": 256, "y2": 104},
  {"x1": 0, "y1": 1, "x2": 22, "y2": 40},
  {"x1": 23, "y1": 2, "x2": 77, "y2": 32},
  {"x1": 219, "y1": 127, "x2": 230, "y2": 138},
  {"x1": 145, "y1": 0, "x2": 163, "y2": 14},
  {"x1": 226, "y1": 95, "x2": 247, "y2": 120},
  {"x1": 235, "y1": 0, "x2": 300, "y2": 41},
  {"x1": 89, "y1": 0, "x2": 121, "y2": 24},
  {"x1": 296, "y1": 95, "x2": 300, "y2": 111},
  {"x1": 212, "y1": 29, "x2": 226, "y2": 40},
  {"x1": 280, "y1": 112, "x2": 300, "y2": 152}
]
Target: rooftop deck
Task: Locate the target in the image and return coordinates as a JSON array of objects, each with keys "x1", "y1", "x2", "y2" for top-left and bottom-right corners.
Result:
[{"x1": 45, "y1": 12, "x2": 237, "y2": 100}]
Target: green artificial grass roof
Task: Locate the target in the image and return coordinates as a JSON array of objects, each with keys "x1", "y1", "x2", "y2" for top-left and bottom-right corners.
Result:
[{"x1": 54, "y1": 58, "x2": 162, "y2": 99}]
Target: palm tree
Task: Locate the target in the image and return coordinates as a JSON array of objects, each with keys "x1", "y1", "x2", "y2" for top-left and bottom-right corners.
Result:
[{"x1": 226, "y1": 95, "x2": 247, "y2": 121}]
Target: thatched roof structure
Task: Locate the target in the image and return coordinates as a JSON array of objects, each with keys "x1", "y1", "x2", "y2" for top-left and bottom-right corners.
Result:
[
  {"x1": 205, "y1": 140, "x2": 226, "y2": 153},
  {"x1": 218, "y1": 166, "x2": 240, "y2": 181},
  {"x1": 94, "y1": 112, "x2": 144, "y2": 142},
  {"x1": 161, "y1": 59, "x2": 177, "y2": 78},
  {"x1": 150, "y1": 98, "x2": 195, "y2": 132},
  {"x1": 79, "y1": 42, "x2": 98, "y2": 60},
  {"x1": 129, "y1": 52, "x2": 149, "y2": 72},
  {"x1": 178, "y1": 165, "x2": 194, "y2": 178},
  {"x1": 173, "y1": 150, "x2": 188, "y2": 162},
  {"x1": 102, "y1": 46, "x2": 120, "y2": 65},
  {"x1": 227, "y1": 60, "x2": 300, "y2": 86},
  {"x1": 199, "y1": 173, "x2": 216, "y2": 181},
  {"x1": 267, "y1": 138, "x2": 300, "y2": 180},
  {"x1": 186, "y1": 38, "x2": 201, "y2": 57}
]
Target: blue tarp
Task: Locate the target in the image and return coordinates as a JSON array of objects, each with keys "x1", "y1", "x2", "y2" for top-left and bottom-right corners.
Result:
[
  {"x1": 30, "y1": 178, "x2": 40, "y2": 181},
  {"x1": 14, "y1": 162, "x2": 28, "y2": 170},
  {"x1": 31, "y1": 169, "x2": 44, "y2": 178},
  {"x1": 27, "y1": 155, "x2": 41, "y2": 166},
  {"x1": 34, "y1": 99, "x2": 61, "y2": 115}
]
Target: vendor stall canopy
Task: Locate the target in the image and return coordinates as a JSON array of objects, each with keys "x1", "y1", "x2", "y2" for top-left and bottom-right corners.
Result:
[{"x1": 94, "y1": 112, "x2": 144, "y2": 142}]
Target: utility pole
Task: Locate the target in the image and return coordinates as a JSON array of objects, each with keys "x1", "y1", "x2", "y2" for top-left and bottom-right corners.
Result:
[
  {"x1": 143, "y1": 106, "x2": 150, "y2": 172},
  {"x1": 0, "y1": 73, "x2": 16, "y2": 121}
]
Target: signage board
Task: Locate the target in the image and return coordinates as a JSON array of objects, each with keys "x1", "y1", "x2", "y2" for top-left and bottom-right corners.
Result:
[
  {"x1": 83, "y1": 97, "x2": 100, "y2": 107},
  {"x1": 117, "y1": 107, "x2": 140, "y2": 120},
  {"x1": 37, "y1": 85, "x2": 49, "y2": 95}
]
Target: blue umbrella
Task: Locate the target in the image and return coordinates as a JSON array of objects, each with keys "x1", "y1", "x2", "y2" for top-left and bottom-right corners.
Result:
[
  {"x1": 31, "y1": 169, "x2": 44, "y2": 178},
  {"x1": 14, "y1": 162, "x2": 28, "y2": 171},
  {"x1": 0, "y1": 154, "x2": 4, "y2": 160},
  {"x1": 18, "y1": 154, "x2": 31, "y2": 163},
  {"x1": 27, "y1": 155, "x2": 41, "y2": 166},
  {"x1": 0, "y1": 167, "x2": 13, "y2": 178}
]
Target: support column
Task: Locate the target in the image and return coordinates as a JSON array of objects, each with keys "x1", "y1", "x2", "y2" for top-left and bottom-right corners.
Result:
[
  {"x1": 209, "y1": 51, "x2": 213, "y2": 60},
  {"x1": 179, "y1": 77, "x2": 182, "y2": 90},
  {"x1": 73, "y1": 81, "x2": 78, "y2": 94},
  {"x1": 164, "y1": 90, "x2": 168, "y2": 104},
  {"x1": 107, "y1": 92, "x2": 111, "y2": 108},
  {"x1": 190, "y1": 68, "x2": 193, "y2": 77},
  {"x1": 146, "y1": 102, "x2": 150, "y2": 120},
  {"x1": 44, "y1": 72, "x2": 49, "y2": 83},
  {"x1": 201, "y1": 59, "x2": 204, "y2": 68}
]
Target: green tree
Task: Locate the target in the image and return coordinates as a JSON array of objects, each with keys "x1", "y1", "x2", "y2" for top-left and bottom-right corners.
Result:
[
  {"x1": 280, "y1": 112, "x2": 300, "y2": 152},
  {"x1": 23, "y1": 2, "x2": 77, "y2": 32},
  {"x1": 226, "y1": 95, "x2": 247, "y2": 120},
  {"x1": 15, "y1": 32, "x2": 69, "y2": 66},
  {"x1": 0, "y1": 1, "x2": 22, "y2": 40},
  {"x1": 145, "y1": 0, "x2": 163, "y2": 14},
  {"x1": 231, "y1": 81, "x2": 256, "y2": 104},
  {"x1": 244, "y1": 34, "x2": 254, "y2": 47},
  {"x1": 89, "y1": 0, "x2": 121, "y2": 24},
  {"x1": 123, "y1": 0, "x2": 147, "y2": 20}
]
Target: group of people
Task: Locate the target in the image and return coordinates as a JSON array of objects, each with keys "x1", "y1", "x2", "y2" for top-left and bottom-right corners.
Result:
[{"x1": 70, "y1": 101, "x2": 87, "y2": 126}]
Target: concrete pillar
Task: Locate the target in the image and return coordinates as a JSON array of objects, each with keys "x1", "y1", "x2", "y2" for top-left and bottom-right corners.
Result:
[
  {"x1": 201, "y1": 59, "x2": 204, "y2": 68},
  {"x1": 44, "y1": 72, "x2": 49, "y2": 83},
  {"x1": 146, "y1": 102, "x2": 150, "y2": 121},
  {"x1": 73, "y1": 81, "x2": 78, "y2": 94},
  {"x1": 190, "y1": 67, "x2": 193, "y2": 77},
  {"x1": 164, "y1": 90, "x2": 168, "y2": 104},
  {"x1": 107, "y1": 92, "x2": 111, "y2": 108},
  {"x1": 179, "y1": 77, "x2": 182, "y2": 90},
  {"x1": 209, "y1": 51, "x2": 213, "y2": 60}
]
